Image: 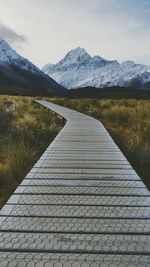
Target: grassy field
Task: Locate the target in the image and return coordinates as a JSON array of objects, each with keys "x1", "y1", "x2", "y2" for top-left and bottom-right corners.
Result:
[
  {"x1": 0, "y1": 96, "x2": 62, "y2": 208},
  {"x1": 0, "y1": 96, "x2": 149, "y2": 207}
]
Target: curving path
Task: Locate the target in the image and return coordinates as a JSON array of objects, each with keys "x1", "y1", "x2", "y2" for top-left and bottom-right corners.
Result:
[{"x1": 0, "y1": 100, "x2": 150, "y2": 266}]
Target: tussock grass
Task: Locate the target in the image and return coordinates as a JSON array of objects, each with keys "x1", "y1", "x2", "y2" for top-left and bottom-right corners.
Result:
[{"x1": 0, "y1": 96, "x2": 62, "y2": 208}]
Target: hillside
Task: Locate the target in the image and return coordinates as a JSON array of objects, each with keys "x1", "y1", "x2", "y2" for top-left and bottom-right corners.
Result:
[
  {"x1": 65, "y1": 86, "x2": 150, "y2": 99},
  {"x1": 0, "y1": 37, "x2": 66, "y2": 95}
]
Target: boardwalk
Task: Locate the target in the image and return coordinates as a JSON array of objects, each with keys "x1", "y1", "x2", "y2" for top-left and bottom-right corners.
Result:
[{"x1": 0, "y1": 100, "x2": 150, "y2": 266}]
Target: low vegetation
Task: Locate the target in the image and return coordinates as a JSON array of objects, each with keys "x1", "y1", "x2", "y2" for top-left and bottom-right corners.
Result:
[
  {"x1": 0, "y1": 96, "x2": 62, "y2": 207},
  {"x1": 0, "y1": 96, "x2": 149, "y2": 207}
]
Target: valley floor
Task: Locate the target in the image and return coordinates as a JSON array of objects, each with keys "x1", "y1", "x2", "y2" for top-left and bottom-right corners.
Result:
[{"x1": 0, "y1": 96, "x2": 149, "y2": 207}]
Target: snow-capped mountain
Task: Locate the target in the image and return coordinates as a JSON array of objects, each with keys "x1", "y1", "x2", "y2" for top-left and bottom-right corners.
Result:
[
  {"x1": 0, "y1": 37, "x2": 66, "y2": 95},
  {"x1": 43, "y1": 47, "x2": 150, "y2": 89}
]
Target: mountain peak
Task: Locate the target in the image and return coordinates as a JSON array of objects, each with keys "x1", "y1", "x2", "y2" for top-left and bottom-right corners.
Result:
[
  {"x1": 60, "y1": 47, "x2": 91, "y2": 65},
  {"x1": 42, "y1": 47, "x2": 150, "y2": 89},
  {"x1": 67, "y1": 47, "x2": 90, "y2": 56}
]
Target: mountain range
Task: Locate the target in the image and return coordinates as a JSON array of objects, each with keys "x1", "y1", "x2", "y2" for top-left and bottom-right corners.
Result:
[
  {"x1": 0, "y1": 37, "x2": 66, "y2": 95},
  {"x1": 43, "y1": 47, "x2": 150, "y2": 90},
  {"x1": 0, "y1": 39, "x2": 150, "y2": 95}
]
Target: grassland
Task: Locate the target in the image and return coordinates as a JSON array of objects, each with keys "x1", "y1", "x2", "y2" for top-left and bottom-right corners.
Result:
[
  {"x1": 0, "y1": 96, "x2": 149, "y2": 207},
  {"x1": 0, "y1": 96, "x2": 62, "y2": 208}
]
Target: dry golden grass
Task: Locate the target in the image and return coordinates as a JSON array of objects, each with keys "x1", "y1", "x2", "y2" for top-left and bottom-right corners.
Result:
[{"x1": 0, "y1": 96, "x2": 62, "y2": 207}]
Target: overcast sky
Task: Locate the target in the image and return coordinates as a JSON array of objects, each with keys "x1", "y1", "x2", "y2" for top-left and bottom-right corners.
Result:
[{"x1": 0, "y1": 0, "x2": 149, "y2": 67}]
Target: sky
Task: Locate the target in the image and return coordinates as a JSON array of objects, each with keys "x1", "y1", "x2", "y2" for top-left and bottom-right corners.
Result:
[{"x1": 0, "y1": 0, "x2": 150, "y2": 68}]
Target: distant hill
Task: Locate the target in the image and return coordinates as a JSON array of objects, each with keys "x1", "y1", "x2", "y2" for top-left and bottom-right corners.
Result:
[
  {"x1": 0, "y1": 37, "x2": 66, "y2": 96},
  {"x1": 43, "y1": 47, "x2": 150, "y2": 90},
  {"x1": 64, "y1": 86, "x2": 150, "y2": 99}
]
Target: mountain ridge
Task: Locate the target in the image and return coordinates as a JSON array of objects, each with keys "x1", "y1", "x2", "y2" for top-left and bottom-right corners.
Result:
[
  {"x1": 42, "y1": 47, "x2": 150, "y2": 90},
  {"x1": 0, "y1": 37, "x2": 66, "y2": 95}
]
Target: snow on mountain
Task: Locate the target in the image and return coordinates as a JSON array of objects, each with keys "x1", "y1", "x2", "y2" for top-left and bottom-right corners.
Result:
[
  {"x1": 0, "y1": 37, "x2": 41, "y2": 75},
  {"x1": 42, "y1": 47, "x2": 150, "y2": 89},
  {"x1": 0, "y1": 37, "x2": 66, "y2": 95}
]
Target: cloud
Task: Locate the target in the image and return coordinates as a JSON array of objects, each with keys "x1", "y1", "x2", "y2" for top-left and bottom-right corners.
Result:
[
  {"x1": 0, "y1": 0, "x2": 149, "y2": 66},
  {"x1": 0, "y1": 21, "x2": 27, "y2": 46}
]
